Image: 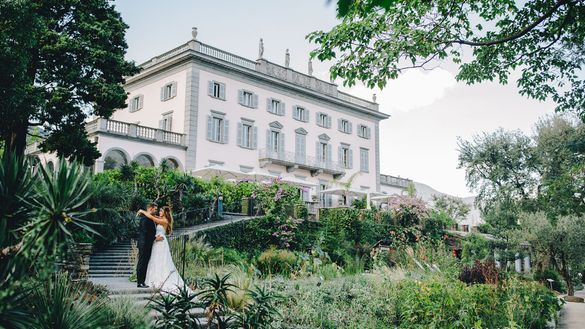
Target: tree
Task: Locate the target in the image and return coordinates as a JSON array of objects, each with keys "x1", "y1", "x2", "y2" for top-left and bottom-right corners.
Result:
[
  {"x1": 432, "y1": 195, "x2": 471, "y2": 223},
  {"x1": 310, "y1": 0, "x2": 585, "y2": 117},
  {"x1": 0, "y1": 0, "x2": 138, "y2": 164},
  {"x1": 517, "y1": 212, "x2": 585, "y2": 296},
  {"x1": 457, "y1": 115, "x2": 585, "y2": 232}
]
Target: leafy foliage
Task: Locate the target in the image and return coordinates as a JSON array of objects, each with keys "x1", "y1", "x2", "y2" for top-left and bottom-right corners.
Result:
[
  {"x1": 150, "y1": 285, "x2": 200, "y2": 329},
  {"x1": 312, "y1": 0, "x2": 585, "y2": 115},
  {"x1": 0, "y1": 0, "x2": 139, "y2": 161}
]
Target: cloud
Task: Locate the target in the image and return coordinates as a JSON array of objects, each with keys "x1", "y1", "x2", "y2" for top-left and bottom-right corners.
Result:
[{"x1": 342, "y1": 68, "x2": 457, "y2": 113}]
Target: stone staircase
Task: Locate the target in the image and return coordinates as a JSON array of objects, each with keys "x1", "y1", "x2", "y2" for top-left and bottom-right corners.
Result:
[{"x1": 88, "y1": 215, "x2": 257, "y2": 325}]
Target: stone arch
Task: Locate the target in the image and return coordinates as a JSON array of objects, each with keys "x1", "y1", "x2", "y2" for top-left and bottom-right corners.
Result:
[
  {"x1": 160, "y1": 156, "x2": 182, "y2": 170},
  {"x1": 133, "y1": 152, "x2": 157, "y2": 167},
  {"x1": 103, "y1": 147, "x2": 129, "y2": 170}
]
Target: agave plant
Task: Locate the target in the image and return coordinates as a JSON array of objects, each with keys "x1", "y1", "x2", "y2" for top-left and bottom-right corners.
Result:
[
  {"x1": 196, "y1": 273, "x2": 236, "y2": 328},
  {"x1": 150, "y1": 285, "x2": 200, "y2": 329},
  {"x1": 28, "y1": 273, "x2": 108, "y2": 329},
  {"x1": 20, "y1": 158, "x2": 98, "y2": 258},
  {"x1": 234, "y1": 285, "x2": 281, "y2": 329}
]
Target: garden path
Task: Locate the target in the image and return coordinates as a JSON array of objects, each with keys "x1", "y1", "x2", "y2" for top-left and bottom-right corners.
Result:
[{"x1": 558, "y1": 290, "x2": 585, "y2": 329}]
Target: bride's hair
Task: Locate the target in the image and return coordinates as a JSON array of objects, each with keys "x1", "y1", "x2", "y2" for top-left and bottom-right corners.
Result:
[{"x1": 161, "y1": 206, "x2": 173, "y2": 235}]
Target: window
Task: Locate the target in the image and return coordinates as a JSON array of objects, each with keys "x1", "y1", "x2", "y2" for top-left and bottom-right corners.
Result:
[
  {"x1": 360, "y1": 148, "x2": 369, "y2": 172},
  {"x1": 339, "y1": 144, "x2": 353, "y2": 169},
  {"x1": 338, "y1": 119, "x2": 352, "y2": 134},
  {"x1": 237, "y1": 120, "x2": 257, "y2": 149},
  {"x1": 266, "y1": 129, "x2": 285, "y2": 158},
  {"x1": 319, "y1": 142, "x2": 328, "y2": 162},
  {"x1": 104, "y1": 150, "x2": 127, "y2": 170},
  {"x1": 293, "y1": 106, "x2": 309, "y2": 122},
  {"x1": 160, "y1": 82, "x2": 177, "y2": 101},
  {"x1": 135, "y1": 154, "x2": 154, "y2": 167},
  {"x1": 238, "y1": 90, "x2": 258, "y2": 108},
  {"x1": 295, "y1": 132, "x2": 306, "y2": 164},
  {"x1": 207, "y1": 112, "x2": 229, "y2": 144},
  {"x1": 159, "y1": 112, "x2": 172, "y2": 131},
  {"x1": 316, "y1": 112, "x2": 331, "y2": 128},
  {"x1": 267, "y1": 98, "x2": 285, "y2": 116},
  {"x1": 129, "y1": 95, "x2": 143, "y2": 112},
  {"x1": 208, "y1": 80, "x2": 226, "y2": 100},
  {"x1": 358, "y1": 124, "x2": 371, "y2": 139}
]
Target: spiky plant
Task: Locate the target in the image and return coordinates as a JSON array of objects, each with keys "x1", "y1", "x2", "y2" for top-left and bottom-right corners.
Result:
[
  {"x1": 234, "y1": 285, "x2": 281, "y2": 329},
  {"x1": 20, "y1": 158, "x2": 98, "y2": 259},
  {"x1": 196, "y1": 273, "x2": 236, "y2": 328},
  {"x1": 150, "y1": 285, "x2": 200, "y2": 329},
  {"x1": 28, "y1": 273, "x2": 108, "y2": 329}
]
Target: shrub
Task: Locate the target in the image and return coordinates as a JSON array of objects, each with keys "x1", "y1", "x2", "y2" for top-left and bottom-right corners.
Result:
[
  {"x1": 257, "y1": 248, "x2": 298, "y2": 277},
  {"x1": 103, "y1": 298, "x2": 151, "y2": 329},
  {"x1": 534, "y1": 268, "x2": 566, "y2": 293},
  {"x1": 459, "y1": 260, "x2": 500, "y2": 285}
]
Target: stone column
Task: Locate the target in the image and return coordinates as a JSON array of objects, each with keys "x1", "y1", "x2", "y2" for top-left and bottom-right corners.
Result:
[
  {"x1": 523, "y1": 255, "x2": 531, "y2": 273},
  {"x1": 515, "y1": 253, "x2": 522, "y2": 273}
]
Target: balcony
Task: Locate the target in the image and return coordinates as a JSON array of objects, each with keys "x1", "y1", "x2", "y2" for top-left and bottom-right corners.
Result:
[
  {"x1": 258, "y1": 149, "x2": 345, "y2": 178},
  {"x1": 86, "y1": 118, "x2": 187, "y2": 147},
  {"x1": 380, "y1": 174, "x2": 412, "y2": 188}
]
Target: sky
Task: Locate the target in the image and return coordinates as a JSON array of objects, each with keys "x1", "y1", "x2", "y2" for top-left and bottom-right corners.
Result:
[{"x1": 113, "y1": 0, "x2": 555, "y2": 197}]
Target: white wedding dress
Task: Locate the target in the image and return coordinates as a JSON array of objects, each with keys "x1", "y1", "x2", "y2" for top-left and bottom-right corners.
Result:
[{"x1": 145, "y1": 224, "x2": 187, "y2": 293}]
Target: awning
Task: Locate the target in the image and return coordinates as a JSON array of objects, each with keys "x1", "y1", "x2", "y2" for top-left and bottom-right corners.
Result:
[{"x1": 191, "y1": 167, "x2": 248, "y2": 180}]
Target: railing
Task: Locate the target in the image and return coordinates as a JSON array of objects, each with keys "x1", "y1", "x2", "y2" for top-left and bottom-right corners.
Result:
[
  {"x1": 86, "y1": 118, "x2": 186, "y2": 147},
  {"x1": 337, "y1": 91, "x2": 378, "y2": 111},
  {"x1": 141, "y1": 42, "x2": 193, "y2": 69},
  {"x1": 380, "y1": 174, "x2": 411, "y2": 188},
  {"x1": 259, "y1": 149, "x2": 345, "y2": 173},
  {"x1": 199, "y1": 43, "x2": 257, "y2": 70}
]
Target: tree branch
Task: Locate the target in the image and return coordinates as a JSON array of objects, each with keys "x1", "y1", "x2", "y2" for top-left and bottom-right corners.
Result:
[{"x1": 448, "y1": 0, "x2": 574, "y2": 47}]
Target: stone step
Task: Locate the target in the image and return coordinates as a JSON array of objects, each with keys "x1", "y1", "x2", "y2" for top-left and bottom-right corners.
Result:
[
  {"x1": 89, "y1": 269, "x2": 133, "y2": 275},
  {"x1": 94, "y1": 250, "x2": 132, "y2": 254},
  {"x1": 88, "y1": 272, "x2": 131, "y2": 278},
  {"x1": 90, "y1": 260, "x2": 133, "y2": 265},
  {"x1": 89, "y1": 264, "x2": 134, "y2": 270},
  {"x1": 91, "y1": 256, "x2": 132, "y2": 261}
]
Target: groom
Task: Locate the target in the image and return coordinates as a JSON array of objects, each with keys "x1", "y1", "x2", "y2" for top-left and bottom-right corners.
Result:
[{"x1": 136, "y1": 202, "x2": 162, "y2": 288}]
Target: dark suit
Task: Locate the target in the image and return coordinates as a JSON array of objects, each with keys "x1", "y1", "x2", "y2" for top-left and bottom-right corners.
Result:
[{"x1": 136, "y1": 213, "x2": 156, "y2": 285}]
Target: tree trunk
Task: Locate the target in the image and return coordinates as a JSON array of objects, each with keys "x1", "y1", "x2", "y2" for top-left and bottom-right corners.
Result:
[
  {"x1": 560, "y1": 256, "x2": 574, "y2": 296},
  {"x1": 2, "y1": 124, "x2": 28, "y2": 159}
]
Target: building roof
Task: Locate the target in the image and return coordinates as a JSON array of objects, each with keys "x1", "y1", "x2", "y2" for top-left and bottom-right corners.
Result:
[{"x1": 126, "y1": 37, "x2": 389, "y2": 121}]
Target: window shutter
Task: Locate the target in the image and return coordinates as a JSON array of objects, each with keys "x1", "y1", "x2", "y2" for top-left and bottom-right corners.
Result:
[
  {"x1": 326, "y1": 144, "x2": 332, "y2": 164},
  {"x1": 292, "y1": 106, "x2": 298, "y2": 120},
  {"x1": 338, "y1": 146, "x2": 343, "y2": 165},
  {"x1": 252, "y1": 126, "x2": 258, "y2": 149},
  {"x1": 167, "y1": 117, "x2": 172, "y2": 131},
  {"x1": 348, "y1": 122, "x2": 352, "y2": 134},
  {"x1": 348, "y1": 149, "x2": 353, "y2": 169},
  {"x1": 315, "y1": 142, "x2": 321, "y2": 161},
  {"x1": 222, "y1": 119, "x2": 229, "y2": 144},
  {"x1": 266, "y1": 130, "x2": 271, "y2": 153},
  {"x1": 357, "y1": 125, "x2": 363, "y2": 137},
  {"x1": 367, "y1": 127, "x2": 372, "y2": 139},
  {"x1": 278, "y1": 132, "x2": 285, "y2": 157},
  {"x1": 252, "y1": 94, "x2": 258, "y2": 108},
  {"x1": 316, "y1": 112, "x2": 320, "y2": 125},
  {"x1": 266, "y1": 98, "x2": 272, "y2": 113},
  {"x1": 207, "y1": 116, "x2": 213, "y2": 140},
  {"x1": 238, "y1": 90, "x2": 244, "y2": 105},
  {"x1": 237, "y1": 123, "x2": 243, "y2": 147},
  {"x1": 171, "y1": 82, "x2": 177, "y2": 98},
  {"x1": 337, "y1": 119, "x2": 342, "y2": 131},
  {"x1": 326, "y1": 115, "x2": 332, "y2": 128},
  {"x1": 160, "y1": 86, "x2": 165, "y2": 101},
  {"x1": 303, "y1": 109, "x2": 309, "y2": 122},
  {"x1": 365, "y1": 151, "x2": 369, "y2": 171},
  {"x1": 129, "y1": 99, "x2": 135, "y2": 112},
  {"x1": 208, "y1": 81, "x2": 214, "y2": 96},
  {"x1": 138, "y1": 95, "x2": 144, "y2": 110},
  {"x1": 279, "y1": 102, "x2": 286, "y2": 116},
  {"x1": 219, "y1": 83, "x2": 226, "y2": 100},
  {"x1": 158, "y1": 119, "x2": 165, "y2": 129}
]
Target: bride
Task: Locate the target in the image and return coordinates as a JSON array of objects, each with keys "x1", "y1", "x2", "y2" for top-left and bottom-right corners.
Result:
[{"x1": 137, "y1": 206, "x2": 188, "y2": 293}]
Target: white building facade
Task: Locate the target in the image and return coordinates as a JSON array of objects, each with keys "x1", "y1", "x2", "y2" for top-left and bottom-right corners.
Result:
[{"x1": 28, "y1": 33, "x2": 388, "y2": 205}]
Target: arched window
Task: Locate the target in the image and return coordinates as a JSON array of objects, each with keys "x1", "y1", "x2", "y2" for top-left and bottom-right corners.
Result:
[
  {"x1": 161, "y1": 158, "x2": 179, "y2": 170},
  {"x1": 104, "y1": 149, "x2": 127, "y2": 170},
  {"x1": 135, "y1": 154, "x2": 154, "y2": 167}
]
